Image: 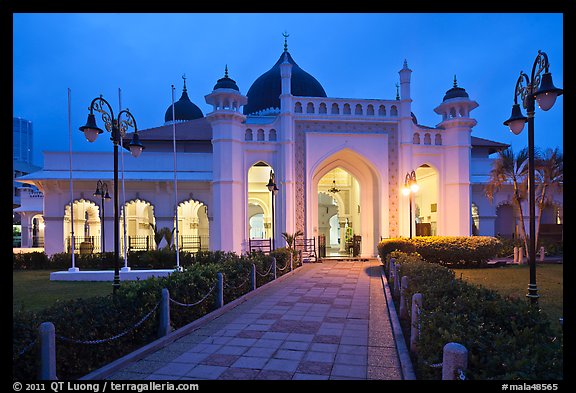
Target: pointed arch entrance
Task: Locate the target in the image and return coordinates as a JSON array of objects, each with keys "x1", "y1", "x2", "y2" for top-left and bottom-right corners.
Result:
[{"x1": 309, "y1": 148, "x2": 381, "y2": 257}]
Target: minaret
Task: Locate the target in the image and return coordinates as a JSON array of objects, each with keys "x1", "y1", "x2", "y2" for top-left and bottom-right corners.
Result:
[
  {"x1": 433, "y1": 75, "x2": 479, "y2": 236},
  {"x1": 205, "y1": 66, "x2": 247, "y2": 253},
  {"x1": 278, "y1": 33, "x2": 296, "y2": 238}
]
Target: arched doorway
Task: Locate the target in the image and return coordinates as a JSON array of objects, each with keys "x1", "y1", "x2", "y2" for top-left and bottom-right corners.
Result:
[
  {"x1": 120, "y1": 199, "x2": 155, "y2": 253},
  {"x1": 63, "y1": 199, "x2": 100, "y2": 253},
  {"x1": 317, "y1": 167, "x2": 358, "y2": 256},
  {"x1": 413, "y1": 164, "x2": 439, "y2": 236},
  {"x1": 247, "y1": 161, "x2": 276, "y2": 247},
  {"x1": 310, "y1": 149, "x2": 380, "y2": 257},
  {"x1": 176, "y1": 199, "x2": 209, "y2": 252}
]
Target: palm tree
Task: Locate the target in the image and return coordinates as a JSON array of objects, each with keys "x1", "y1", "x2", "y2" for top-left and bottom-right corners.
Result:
[
  {"x1": 485, "y1": 147, "x2": 530, "y2": 256},
  {"x1": 535, "y1": 147, "x2": 563, "y2": 248},
  {"x1": 282, "y1": 230, "x2": 304, "y2": 249},
  {"x1": 149, "y1": 223, "x2": 175, "y2": 250}
]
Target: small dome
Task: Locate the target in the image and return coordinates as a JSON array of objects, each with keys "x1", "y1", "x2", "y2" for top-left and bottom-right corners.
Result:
[
  {"x1": 442, "y1": 75, "x2": 469, "y2": 101},
  {"x1": 164, "y1": 77, "x2": 204, "y2": 124},
  {"x1": 243, "y1": 50, "x2": 327, "y2": 115},
  {"x1": 213, "y1": 65, "x2": 240, "y2": 91}
]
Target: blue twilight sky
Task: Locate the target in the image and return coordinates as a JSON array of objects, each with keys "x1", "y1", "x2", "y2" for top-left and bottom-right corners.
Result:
[{"x1": 13, "y1": 13, "x2": 563, "y2": 167}]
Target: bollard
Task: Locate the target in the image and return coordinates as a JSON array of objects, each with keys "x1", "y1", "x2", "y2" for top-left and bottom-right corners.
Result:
[
  {"x1": 410, "y1": 293, "x2": 423, "y2": 354},
  {"x1": 389, "y1": 259, "x2": 395, "y2": 285},
  {"x1": 251, "y1": 263, "x2": 257, "y2": 291},
  {"x1": 290, "y1": 252, "x2": 293, "y2": 271},
  {"x1": 513, "y1": 246, "x2": 518, "y2": 264},
  {"x1": 38, "y1": 322, "x2": 57, "y2": 380},
  {"x1": 272, "y1": 257, "x2": 277, "y2": 280},
  {"x1": 388, "y1": 257, "x2": 396, "y2": 277},
  {"x1": 399, "y1": 276, "x2": 409, "y2": 320},
  {"x1": 393, "y1": 263, "x2": 400, "y2": 298},
  {"x1": 519, "y1": 247, "x2": 524, "y2": 265},
  {"x1": 158, "y1": 288, "x2": 171, "y2": 338},
  {"x1": 442, "y1": 342, "x2": 468, "y2": 380},
  {"x1": 216, "y1": 272, "x2": 224, "y2": 308},
  {"x1": 540, "y1": 246, "x2": 545, "y2": 262}
]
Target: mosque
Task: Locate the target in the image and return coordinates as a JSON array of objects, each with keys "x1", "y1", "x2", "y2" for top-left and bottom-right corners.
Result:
[{"x1": 15, "y1": 39, "x2": 563, "y2": 258}]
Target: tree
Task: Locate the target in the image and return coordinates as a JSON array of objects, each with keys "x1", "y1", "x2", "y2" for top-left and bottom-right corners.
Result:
[
  {"x1": 149, "y1": 223, "x2": 175, "y2": 250},
  {"x1": 282, "y1": 230, "x2": 304, "y2": 249},
  {"x1": 485, "y1": 147, "x2": 530, "y2": 256},
  {"x1": 535, "y1": 147, "x2": 563, "y2": 248}
]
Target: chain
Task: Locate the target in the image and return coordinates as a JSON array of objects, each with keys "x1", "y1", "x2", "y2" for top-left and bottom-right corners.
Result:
[
  {"x1": 13, "y1": 338, "x2": 38, "y2": 360},
  {"x1": 457, "y1": 368, "x2": 467, "y2": 380},
  {"x1": 223, "y1": 273, "x2": 250, "y2": 290},
  {"x1": 170, "y1": 284, "x2": 216, "y2": 307},
  {"x1": 256, "y1": 263, "x2": 273, "y2": 277},
  {"x1": 57, "y1": 301, "x2": 160, "y2": 345},
  {"x1": 276, "y1": 259, "x2": 290, "y2": 272}
]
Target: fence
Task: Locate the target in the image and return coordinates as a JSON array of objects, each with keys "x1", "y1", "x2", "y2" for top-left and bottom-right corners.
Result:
[
  {"x1": 387, "y1": 257, "x2": 468, "y2": 380},
  {"x1": 28, "y1": 255, "x2": 298, "y2": 380}
]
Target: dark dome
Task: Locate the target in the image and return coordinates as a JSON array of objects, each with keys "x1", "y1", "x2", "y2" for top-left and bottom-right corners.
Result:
[
  {"x1": 164, "y1": 82, "x2": 204, "y2": 124},
  {"x1": 243, "y1": 51, "x2": 327, "y2": 115},
  {"x1": 442, "y1": 76, "x2": 469, "y2": 101},
  {"x1": 213, "y1": 66, "x2": 240, "y2": 91}
]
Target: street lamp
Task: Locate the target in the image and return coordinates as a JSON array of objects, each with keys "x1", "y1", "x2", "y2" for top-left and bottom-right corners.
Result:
[
  {"x1": 402, "y1": 170, "x2": 419, "y2": 239},
  {"x1": 93, "y1": 180, "x2": 111, "y2": 253},
  {"x1": 266, "y1": 170, "x2": 279, "y2": 250},
  {"x1": 80, "y1": 95, "x2": 145, "y2": 293},
  {"x1": 503, "y1": 50, "x2": 562, "y2": 305}
]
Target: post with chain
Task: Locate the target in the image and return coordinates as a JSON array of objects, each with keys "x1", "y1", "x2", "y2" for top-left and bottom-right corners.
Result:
[
  {"x1": 392, "y1": 262, "x2": 400, "y2": 298},
  {"x1": 442, "y1": 342, "x2": 468, "y2": 380},
  {"x1": 272, "y1": 257, "x2": 277, "y2": 280},
  {"x1": 410, "y1": 293, "x2": 423, "y2": 354},
  {"x1": 251, "y1": 264, "x2": 257, "y2": 291},
  {"x1": 290, "y1": 252, "x2": 293, "y2": 271},
  {"x1": 38, "y1": 322, "x2": 57, "y2": 380},
  {"x1": 216, "y1": 272, "x2": 224, "y2": 308},
  {"x1": 158, "y1": 288, "x2": 171, "y2": 338},
  {"x1": 400, "y1": 276, "x2": 409, "y2": 320}
]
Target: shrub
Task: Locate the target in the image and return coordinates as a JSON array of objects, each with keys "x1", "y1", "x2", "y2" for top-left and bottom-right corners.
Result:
[
  {"x1": 387, "y1": 252, "x2": 563, "y2": 380},
  {"x1": 379, "y1": 236, "x2": 501, "y2": 267},
  {"x1": 12, "y1": 251, "x2": 301, "y2": 380}
]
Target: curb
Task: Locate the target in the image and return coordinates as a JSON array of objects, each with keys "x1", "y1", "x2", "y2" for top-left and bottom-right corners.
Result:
[
  {"x1": 379, "y1": 264, "x2": 416, "y2": 380},
  {"x1": 80, "y1": 264, "x2": 311, "y2": 380}
]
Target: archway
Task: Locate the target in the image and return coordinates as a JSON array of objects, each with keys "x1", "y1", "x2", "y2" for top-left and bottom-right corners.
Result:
[
  {"x1": 413, "y1": 164, "x2": 439, "y2": 236},
  {"x1": 247, "y1": 161, "x2": 276, "y2": 245},
  {"x1": 310, "y1": 148, "x2": 380, "y2": 257},
  {"x1": 176, "y1": 199, "x2": 209, "y2": 252},
  {"x1": 63, "y1": 199, "x2": 100, "y2": 253},
  {"x1": 317, "y1": 168, "x2": 358, "y2": 256},
  {"x1": 120, "y1": 199, "x2": 155, "y2": 252}
]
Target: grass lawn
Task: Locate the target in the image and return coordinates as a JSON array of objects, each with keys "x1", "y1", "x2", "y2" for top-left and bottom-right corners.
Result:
[
  {"x1": 13, "y1": 270, "x2": 113, "y2": 313},
  {"x1": 452, "y1": 263, "x2": 563, "y2": 331}
]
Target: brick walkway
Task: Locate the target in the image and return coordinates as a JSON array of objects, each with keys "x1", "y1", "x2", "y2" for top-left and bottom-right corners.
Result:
[{"x1": 106, "y1": 260, "x2": 403, "y2": 380}]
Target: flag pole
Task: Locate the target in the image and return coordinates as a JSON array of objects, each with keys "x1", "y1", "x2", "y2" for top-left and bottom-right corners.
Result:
[
  {"x1": 172, "y1": 83, "x2": 181, "y2": 271},
  {"x1": 68, "y1": 88, "x2": 78, "y2": 271},
  {"x1": 119, "y1": 88, "x2": 130, "y2": 271}
]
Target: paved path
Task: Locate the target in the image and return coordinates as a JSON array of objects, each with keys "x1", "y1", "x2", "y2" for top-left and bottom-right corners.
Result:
[{"x1": 106, "y1": 260, "x2": 403, "y2": 380}]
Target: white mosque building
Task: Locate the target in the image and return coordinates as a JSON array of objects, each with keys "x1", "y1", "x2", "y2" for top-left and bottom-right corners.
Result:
[{"x1": 15, "y1": 42, "x2": 563, "y2": 258}]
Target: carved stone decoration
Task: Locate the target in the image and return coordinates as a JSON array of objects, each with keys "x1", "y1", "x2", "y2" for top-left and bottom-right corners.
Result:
[
  {"x1": 388, "y1": 126, "x2": 399, "y2": 237},
  {"x1": 295, "y1": 122, "x2": 306, "y2": 236}
]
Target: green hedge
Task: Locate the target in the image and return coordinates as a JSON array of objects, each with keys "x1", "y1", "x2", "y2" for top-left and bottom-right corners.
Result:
[
  {"x1": 378, "y1": 236, "x2": 501, "y2": 267},
  {"x1": 12, "y1": 249, "x2": 299, "y2": 380},
  {"x1": 385, "y1": 251, "x2": 563, "y2": 380}
]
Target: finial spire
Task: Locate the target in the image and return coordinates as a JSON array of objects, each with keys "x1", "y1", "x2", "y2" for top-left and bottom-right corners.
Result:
[
  {"x1": 282, "y1": 31, "x2": 289, "y2": 52},
  {"x1": 403, "y1": 59, "x2": 408, "y2": 69},
  {"x1": 395, "y1": 83, "x2": 400, "y2": 100},
  {"x1": 182, "y1": 74, "x2": 187, "y2": 92},
  {"x1": 453, "y1": 75, "x2": 458, "y2": 87},
  {"x1": 224, "y1": 64, "x2": 228, "y2": 78}
]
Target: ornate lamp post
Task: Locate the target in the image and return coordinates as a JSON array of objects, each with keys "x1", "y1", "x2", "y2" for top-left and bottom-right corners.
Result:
[
  {"x1": 80, "y1": 95, "x2": 145, "y2": 293},
  {"x1": 503, "y1": 50, "x2": 562, "y2": 305},
  {"x1": 266, "y1": 170, "x2": 279, "y2": 250},
  {"x1": 93, "y1": 180, "x2": 111, "y2": 253},
  {"x1": 402, "y1": 170, "x2": 419, "y2": 239}
]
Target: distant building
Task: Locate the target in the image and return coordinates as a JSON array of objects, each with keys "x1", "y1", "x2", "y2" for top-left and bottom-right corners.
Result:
[{"x1": 15, "y1": 42, "x2": 562, "y2": 256}]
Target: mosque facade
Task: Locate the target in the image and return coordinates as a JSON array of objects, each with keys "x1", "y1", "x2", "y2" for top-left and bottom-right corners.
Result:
[{"x1": 16, "y1": 43, "x2": 563, "y2": 258}]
